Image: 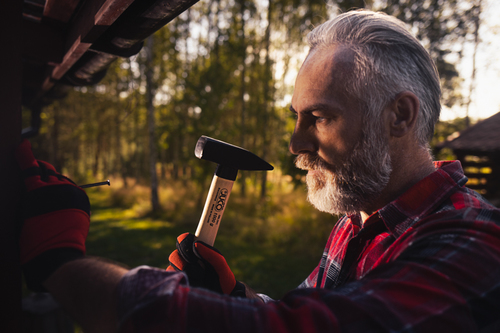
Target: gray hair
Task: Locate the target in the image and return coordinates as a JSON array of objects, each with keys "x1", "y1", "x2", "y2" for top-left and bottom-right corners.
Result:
[{"x1": 307, "y1": 10, "x2": 441, "y2": 147}]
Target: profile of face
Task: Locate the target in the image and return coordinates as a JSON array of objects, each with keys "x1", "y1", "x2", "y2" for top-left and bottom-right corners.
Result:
[{"x1": 290, "y1": 46, "x2": 392, "y2": 216}]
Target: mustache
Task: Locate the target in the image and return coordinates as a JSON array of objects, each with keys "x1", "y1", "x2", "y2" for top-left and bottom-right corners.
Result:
[{"x1": 295, "y1": 153, "x2": 333, "y2": 172}]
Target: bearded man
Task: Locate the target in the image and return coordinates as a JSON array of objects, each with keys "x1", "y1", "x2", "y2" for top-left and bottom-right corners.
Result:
[{"x1": 17, "y1": 10, "x2": 500, "y2": 333}]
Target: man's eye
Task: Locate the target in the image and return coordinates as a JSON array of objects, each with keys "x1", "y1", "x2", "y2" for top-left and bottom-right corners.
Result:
[{"x1": 313, "y1": 115, "x2": 327, "y2": 123}]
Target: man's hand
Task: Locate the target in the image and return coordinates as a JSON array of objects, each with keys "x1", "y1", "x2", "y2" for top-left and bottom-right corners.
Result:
[
  {"x1": 16, "y1": 139, "x2": 91, "y2": 291},
  {"x1": 167, "y1": 233, "x2": 246, "y2": 297}
]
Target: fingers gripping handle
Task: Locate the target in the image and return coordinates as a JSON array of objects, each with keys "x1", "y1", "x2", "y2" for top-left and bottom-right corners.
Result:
[{"x1": 195, "y1": 175, "x2": 234, "y2": 246}]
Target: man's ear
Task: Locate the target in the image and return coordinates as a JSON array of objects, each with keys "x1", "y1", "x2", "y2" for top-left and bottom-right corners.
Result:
[{"x1": 387, "y1": 91, "x2": 420, "y2": 138}]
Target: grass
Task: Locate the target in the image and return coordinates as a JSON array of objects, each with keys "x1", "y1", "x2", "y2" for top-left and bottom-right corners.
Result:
[{"x1": 84, "y1": 176, "x2": 337, "y2": 299}]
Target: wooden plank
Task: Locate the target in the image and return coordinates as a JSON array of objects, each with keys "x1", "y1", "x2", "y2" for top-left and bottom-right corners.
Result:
[
  {"x1": 0, "y1": 1, "x2": 23, "y2": 332},
  {"x1": 466, "y1": 184, "x2": 488, "y2": 190},
  {"x1": 460, "y1": 161, "x2": 493, "y2": 168},
  {"x1": 464, "y1": 173, "x2": 492, "y2": 179}
]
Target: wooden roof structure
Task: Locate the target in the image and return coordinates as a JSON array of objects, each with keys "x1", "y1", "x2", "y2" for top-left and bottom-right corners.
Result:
[
  {"x1": 438, "y1": 111, "x2": 500, "y2": 201},
  {"x1": 0, "y1": 0, "x2": 200, "y2": 330},
  {"x1": 20, "y1": 0, "x2": 201, "y2": 137},
  {"x1": 438, "y1": 112, "x2": 500, "y2": 153}
]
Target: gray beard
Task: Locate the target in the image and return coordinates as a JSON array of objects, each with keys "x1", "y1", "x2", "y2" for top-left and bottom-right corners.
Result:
[{"x1": 295, "y1": 125, "x2": 392, "y2": 216}]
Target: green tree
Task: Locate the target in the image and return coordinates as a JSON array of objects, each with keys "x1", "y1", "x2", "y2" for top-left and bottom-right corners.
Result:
[{"x1": 144, "y1": 35, "x2": 160, "y2": 212}]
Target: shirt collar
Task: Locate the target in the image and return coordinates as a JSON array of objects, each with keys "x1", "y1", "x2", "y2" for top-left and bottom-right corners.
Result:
[{"x1": 376, "y1": 160, "x2": 467, "y2": 238}]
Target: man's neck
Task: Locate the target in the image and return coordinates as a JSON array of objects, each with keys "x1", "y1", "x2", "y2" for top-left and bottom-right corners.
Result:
[{"x1": 360, "y1": 146, "x2": 436, "y2": 224}]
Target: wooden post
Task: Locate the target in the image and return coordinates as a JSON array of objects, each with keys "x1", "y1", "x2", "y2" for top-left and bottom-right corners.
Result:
[{"x1": 0, "y1": 0, "x2": 23, "y2": 331}]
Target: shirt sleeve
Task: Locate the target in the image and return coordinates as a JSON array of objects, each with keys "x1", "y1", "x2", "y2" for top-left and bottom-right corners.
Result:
[{"x1": 116, "y1": 217, "x2": 500, "y2": 333}]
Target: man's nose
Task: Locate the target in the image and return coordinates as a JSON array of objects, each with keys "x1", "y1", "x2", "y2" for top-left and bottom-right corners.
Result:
[{"x1": 289, "y1": 123, "x2": 316, "y2": 155}]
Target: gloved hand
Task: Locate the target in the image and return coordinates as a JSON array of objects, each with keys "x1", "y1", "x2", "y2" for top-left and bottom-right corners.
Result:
[
  {"x1": 167, "y1": 233, "x2": 246, "y2": 297},
  {"x1": 16, "y1": 139, "x2": 91, "y2": 291}
]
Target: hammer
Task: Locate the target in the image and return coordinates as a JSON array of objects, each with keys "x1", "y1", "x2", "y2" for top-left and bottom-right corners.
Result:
[{"x1": 194, "y1": 136, "x2": 273, "y2": 246}]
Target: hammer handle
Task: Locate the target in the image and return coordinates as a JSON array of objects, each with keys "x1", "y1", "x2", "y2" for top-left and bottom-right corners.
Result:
[{"x1": 195, "y1": 175, "x2": 234, "y2": 246}]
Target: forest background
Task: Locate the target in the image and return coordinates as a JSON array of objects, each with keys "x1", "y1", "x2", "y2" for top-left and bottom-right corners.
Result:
[{"x1": 24, "y1": 0, "x2": 496, "y2": 299}]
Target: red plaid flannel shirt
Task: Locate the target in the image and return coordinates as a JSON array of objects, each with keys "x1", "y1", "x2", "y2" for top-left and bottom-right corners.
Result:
[{"x1": 117, "y1": 161, "x2": 500, "y2": 332}]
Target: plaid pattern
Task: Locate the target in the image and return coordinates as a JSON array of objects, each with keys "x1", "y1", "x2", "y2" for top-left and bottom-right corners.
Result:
[{"x1": 117, "y1": 161, "x2": 500, "y2": 332}]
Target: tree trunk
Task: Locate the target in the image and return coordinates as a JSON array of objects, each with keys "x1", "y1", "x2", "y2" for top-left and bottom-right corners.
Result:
[
  {"x1": 260, "y1": 1, "x2": 273, "y2": 200},
  {"x1": 239, "y1": 0, "x2": 247, "y2": 197},
  {"x1": 51, "y1": 106, "x2": 62, "y2": 171},
  {"x1": 115, "y1": 99, "x2": 127, "y2": 187},
  {"x1": 93, "y1": 128, "x2": 102, "y2": 178},
  {"x1": 145, "y1": 36, "x2": 160, "y2": 212},
  {"x1": 465, "y1": 0, "x2": 482, "y2": 128}
]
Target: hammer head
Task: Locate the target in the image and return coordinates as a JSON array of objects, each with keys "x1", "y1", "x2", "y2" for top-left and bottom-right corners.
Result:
[{"x1": 195, "y1": 136, "x2": 273, "y2": 171}]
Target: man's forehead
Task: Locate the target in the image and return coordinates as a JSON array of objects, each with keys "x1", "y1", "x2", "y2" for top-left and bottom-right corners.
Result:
[
  {"x1": 294, "y1": 45, "x2": 357, "y2": 98},
  {"x1": 293, "y1": 45, "x2": 357, "y2": 103},
  {"x1": 302, "y1": 45, "x2": 356, "y2": 75},
  {"x1": 291, "y1": 44, "x2": 362, "y2": 114}
]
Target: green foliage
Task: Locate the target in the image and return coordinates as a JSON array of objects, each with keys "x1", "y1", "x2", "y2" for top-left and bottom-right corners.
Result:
[
  {"x1": 431, "y1": 117, "x2": 471, "y2": 146},
  {"x1": 431, "y1": 116, "x2": 472, "y2": 160}
]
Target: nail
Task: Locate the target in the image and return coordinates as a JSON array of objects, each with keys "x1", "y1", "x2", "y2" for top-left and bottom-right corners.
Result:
[{"x1": 79, "y1": 180, "x2": 110, "y2": 188}]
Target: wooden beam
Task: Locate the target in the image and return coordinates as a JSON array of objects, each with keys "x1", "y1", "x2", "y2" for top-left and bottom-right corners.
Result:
[
  {"x1": 0, "y1": 0, "x2": 23, "y2": 331},
  {"x1": 43, "y1": 0, "x2": 81, "y2": 23},
  {"x1": 39, "y1": 0, "x2": 135, "y2": 97}
]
